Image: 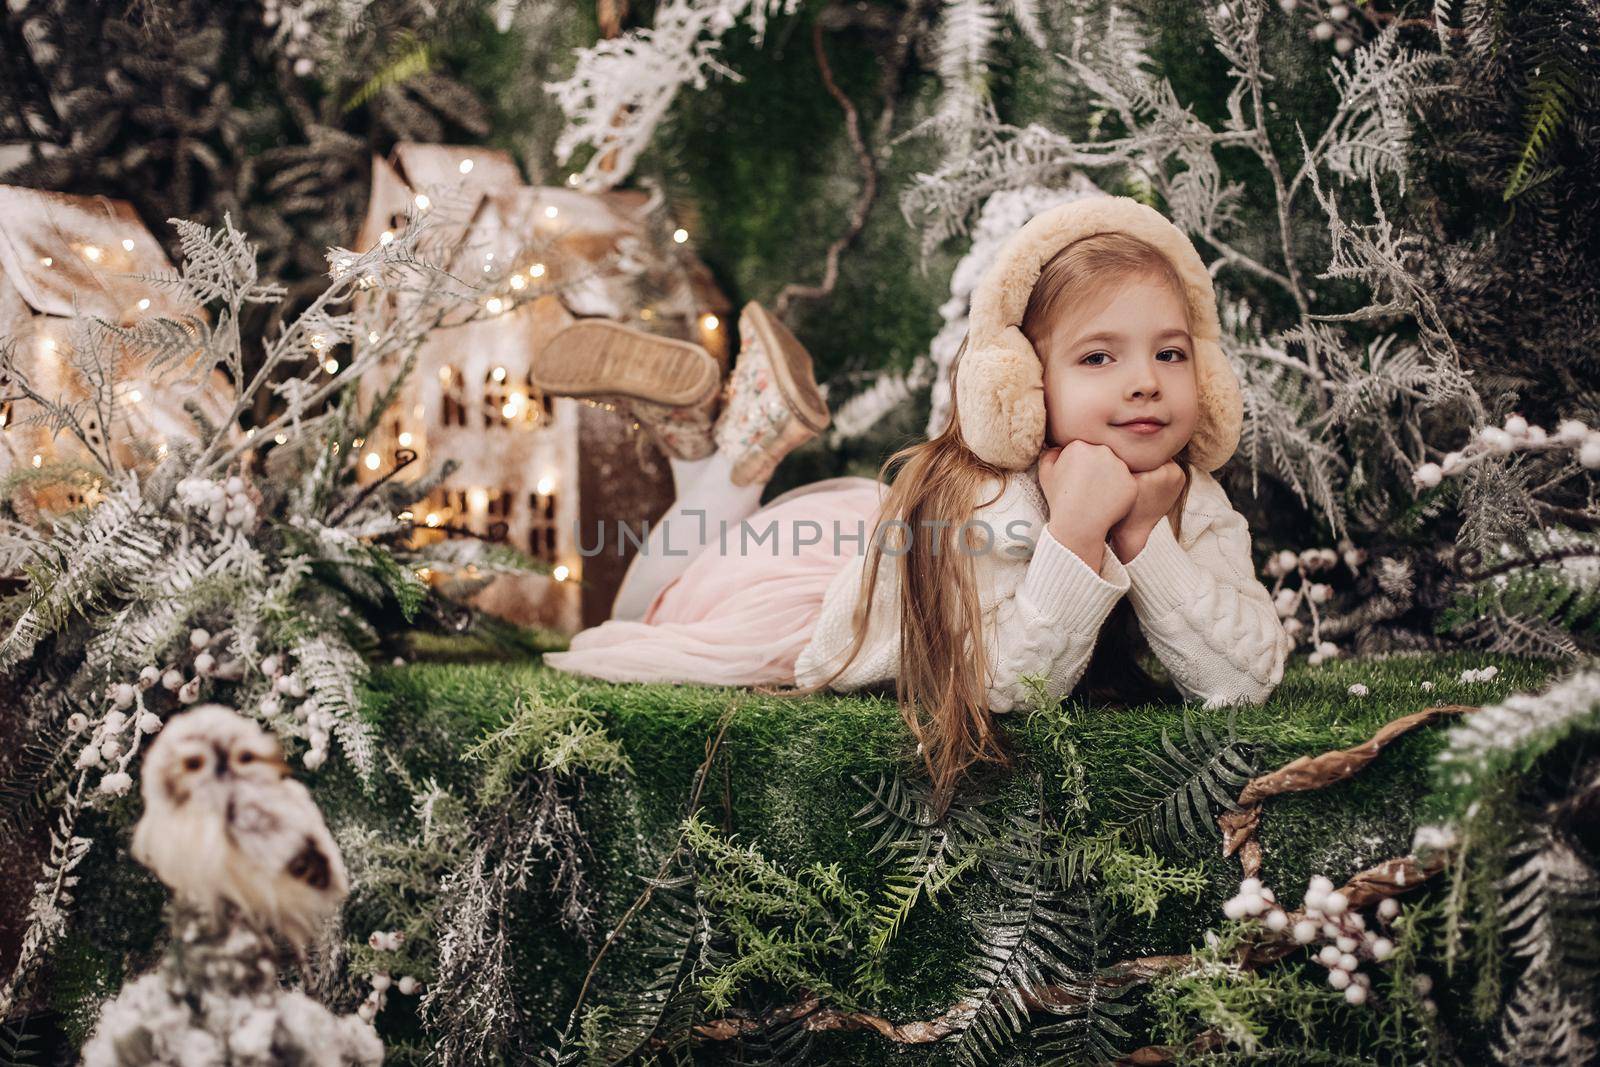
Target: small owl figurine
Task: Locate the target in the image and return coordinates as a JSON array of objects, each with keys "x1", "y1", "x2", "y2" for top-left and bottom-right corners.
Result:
[{"x1": 131, "y1": 703, "x2": 349, "y2": 951}]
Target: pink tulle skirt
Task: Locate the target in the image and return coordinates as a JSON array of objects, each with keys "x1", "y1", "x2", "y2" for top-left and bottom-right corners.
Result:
[{"x1": 541, "y1": 476, "x2": 885, "y2": 687}]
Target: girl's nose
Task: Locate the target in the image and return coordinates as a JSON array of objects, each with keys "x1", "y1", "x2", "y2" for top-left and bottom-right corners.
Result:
[{"x1": 1127, "y1": 367, "x2": 1160, "y2": 399}]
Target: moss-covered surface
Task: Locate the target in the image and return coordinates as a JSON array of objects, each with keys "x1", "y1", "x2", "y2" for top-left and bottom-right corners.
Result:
[
  {"x1": 358, "y1": 640, "x2": 1554, "y2": 1061},
  {"x1": 33, "y1": 635, "x2": 1560, "y2": 1063}
]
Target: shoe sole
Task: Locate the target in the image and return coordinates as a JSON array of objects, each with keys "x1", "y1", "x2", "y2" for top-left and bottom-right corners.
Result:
[
  {"x1": 740, "y1": 301, "x2": 830, "y2": 434},
  {"x1": 535, "y1": 320, "x2": 721, "y2": 407}
]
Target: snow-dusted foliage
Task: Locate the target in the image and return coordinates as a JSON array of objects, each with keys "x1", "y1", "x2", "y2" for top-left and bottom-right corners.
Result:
[
  {"x1": 0, "y1": 209, "x2": 558, "y2": 1018},
  {"x1": 80, "y1": 907, "x2": 383, "y2": 1067},
  {"x1": 544, "y1": 0, "x2": 802, "y2": 191}
]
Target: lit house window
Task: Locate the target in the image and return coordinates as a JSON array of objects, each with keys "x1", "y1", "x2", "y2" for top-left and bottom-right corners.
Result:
[
  {"x1": 483, "y1": 366, "x2": 510, "y2": 428},
  {"x1": 527, "y1": 490, "x2": 557, "y2": 563},
  {"x1": 439, "y1": 366, "x2": 468, "y2": 427}
]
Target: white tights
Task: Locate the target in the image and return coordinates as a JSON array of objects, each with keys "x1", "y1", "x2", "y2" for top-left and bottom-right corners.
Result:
[{"x1": 608, "y1": 449, "x2": 769, "y2": 621}]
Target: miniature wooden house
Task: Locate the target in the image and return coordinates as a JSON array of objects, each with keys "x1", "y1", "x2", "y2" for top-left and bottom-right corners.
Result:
[
  {"x1": 353, "y1": 144, "x2": 734, "y2": 632},
  {"x1": 0, "y1": 186, "x2": 235, "y2": 513}
]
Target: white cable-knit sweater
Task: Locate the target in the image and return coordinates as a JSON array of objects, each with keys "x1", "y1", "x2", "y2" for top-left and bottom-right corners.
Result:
[{"x1": 792, "y1": 464, "x2": 1291, "y2": 712}]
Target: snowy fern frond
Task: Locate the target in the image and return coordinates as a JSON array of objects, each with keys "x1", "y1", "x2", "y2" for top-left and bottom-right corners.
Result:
[
  {"x1": 291, "y1": 632, "x2": 376, "y2": 781},
  {"x1": 1491, "y1": 824, "x2": 1600, "y2": 1065},
  {"x1": 826, "y1": 356, "x2": 935, "y2": 446},
  {"x1": 0, "y1": 479, "x2": 167, "y2": 674},
  {"x1": 544, "y1": 0, "x2": 802, "y2": 190},
  {"x1": 1430, "y1": 669, "x2": 1600, "y2": 818},
  {"x1": 937, "y1": 0, "x2": 1000, "y2": 89},
  {"x1": 1321, "y1": 22, "x2": 1446, "y2": 193},
  {"x1": 1230, "y1": 338, "x2": 1349, "y2": 539},
  {"x1": 997, "y1": 0, "x2": 1045, "y2": 48},
  {"x1": 154, "y1": 214, "x2": 287, "y2": 307},
  {"x1": 81, "y1": 543, "x2": 223, "y2": 675}
]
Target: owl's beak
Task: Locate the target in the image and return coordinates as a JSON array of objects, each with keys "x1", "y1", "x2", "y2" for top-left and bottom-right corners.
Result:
[{"x1": 213, "y1": 743, "x2": 230, "y2": 778}]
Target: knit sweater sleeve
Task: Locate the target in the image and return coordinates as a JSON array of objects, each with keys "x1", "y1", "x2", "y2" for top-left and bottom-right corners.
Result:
[
  {"x1": 977, "y1": 524, "x2": 1132, "y2": 713},
  {"x1": 1119, "y1": 489, "x2": 1290, "y2": 708}
]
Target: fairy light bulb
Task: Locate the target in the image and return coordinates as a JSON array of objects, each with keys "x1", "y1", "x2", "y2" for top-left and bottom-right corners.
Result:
[
  {"x1": 121, "y1": 239, "x2": 135, "y2": 252},
  {"x1": 82, "y1": 245, "x2": 103, "y2": 262},
  {"x1": 544, "y1": 205, "x2": 558, "y2": 219},
  {"x1": 364, "y1": 452, "x2": 380, "y2": 470},
  {"x1": 137, "y1": 298, "x2": 150, "y2": 311},
  {"x1": 529, "y1": 263, "x2": 545, "y2": 278},
  {"x1": 509, "y1": 274, "x2": 526, "y2": 290},
  {"x1": 398, "y1": 431, "x2": 413, "y2": 447},
  {"x1": 492, "y1": 366, "x2": 507, "y2": 382},
  {"x1": 274, "y1": 433, "x2": 288, "y2": 445},
  {"x1": 702, "y1": 313, "x2": 719, "y2": 331},
  {"x1": 128, "y1": 389, "x2": 143, "y2": 403},
  {"x1": 414, "y1": 194, "x2": 431, "y2": 211},
  {"x1": 324, "y1": 358, "x2": 339, "y2": 374},
  {"x1": 536, "y1": 475, "x2": 554, "y2": 496},
  {"x1": 379, "y1": 230, "x2": 394, "y2": 245},
  {"x1": 553, "y1": 564, "x2": 570, "y2": 581},
  {"x1": 673, "y1": 228, "x2": 688, "y2": 244},
  {"x1": 485, "y1": 297, "x2": 504, "y2": 315},
  {"x1": 459, "y1": 159, "x2": 474, "y2": 174}
]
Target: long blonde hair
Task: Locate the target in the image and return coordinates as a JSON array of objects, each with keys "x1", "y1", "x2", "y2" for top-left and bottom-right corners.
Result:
[{"x1": 762, "y1": 233, "x2": 1197, "y2": 812}]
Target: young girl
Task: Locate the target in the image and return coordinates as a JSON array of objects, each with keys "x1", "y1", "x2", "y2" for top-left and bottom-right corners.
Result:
[{"x1": 538, "y1": 196, "x2": 1289, "y2": 807}]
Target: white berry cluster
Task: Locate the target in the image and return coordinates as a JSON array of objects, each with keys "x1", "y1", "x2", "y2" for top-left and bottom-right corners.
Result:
[
  {"x1": 1273, "y1": 0, "x2": 1360, "y2": 55},
  {"x1": 360, "y1": 930, "x2": 422, "y2": 1023},
  {"x1": 78, "y1": 626, "x2": 247, "y2": 797},
  {"x1": 1264, "y1": 542, "x2": 1367, "y2": 658},
  {"x1": 260, "y1": 0, "x2": 321, "y2": 77},
  {"x1": 1222, "y1": 875, "x2": 1400, "y2": 1006},
  {"x1": 1413, "y1": 415, "x2": 1600, "y2": 490},
  {"x1": 74, "y1": 686, "x2": 162, "y2": 798},
  {"x1": 176, "y1": 474, "x2": 258, "y2": 529},
  {"x1": 258, "y1": 653, "x2": 330, "y2": 769},
  {"x1": 1458, "y1": 665, "x2": 1499, "y2": 684}
]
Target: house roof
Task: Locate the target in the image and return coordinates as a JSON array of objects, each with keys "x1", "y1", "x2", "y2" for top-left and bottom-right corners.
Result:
[{"x1": 0, "y1": 185, "x2": 182, "y2": 323}]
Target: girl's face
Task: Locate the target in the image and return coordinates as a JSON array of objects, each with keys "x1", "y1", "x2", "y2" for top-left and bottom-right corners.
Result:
[{"x1": 1039, "y1": 272, "x2": 1198, "y2": 474}]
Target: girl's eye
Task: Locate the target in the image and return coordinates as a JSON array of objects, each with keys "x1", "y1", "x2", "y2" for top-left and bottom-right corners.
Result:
[
  {"x1": 1081, "y1": 352, "x2": 1111, "y2": 366},
  {"x1": 1157, "y1": 348, "x2": 1188, "y2": 362}
]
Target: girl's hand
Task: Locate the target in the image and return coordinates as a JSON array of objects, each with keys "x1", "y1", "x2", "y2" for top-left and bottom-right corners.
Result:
[
  {"x1": 1038, "y1": 441, "x2": 1137, "y2": 562},
  {"x1": 1109, "y1": 460, "x2": 1186, "y2": 560}
]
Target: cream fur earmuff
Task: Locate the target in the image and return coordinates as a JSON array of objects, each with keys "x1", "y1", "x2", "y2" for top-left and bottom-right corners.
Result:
[{"x1": 955, "y1": 195, "x2": 1243, "y2": 473}]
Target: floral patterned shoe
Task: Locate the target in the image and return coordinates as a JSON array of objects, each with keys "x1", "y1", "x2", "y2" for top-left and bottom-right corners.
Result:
[
  {"x1": 534, "y1": 318, "x2": 723, "y2": 461},
  {"x1": 712, "y1": 301, "x2": 831, "y2": 487}
]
